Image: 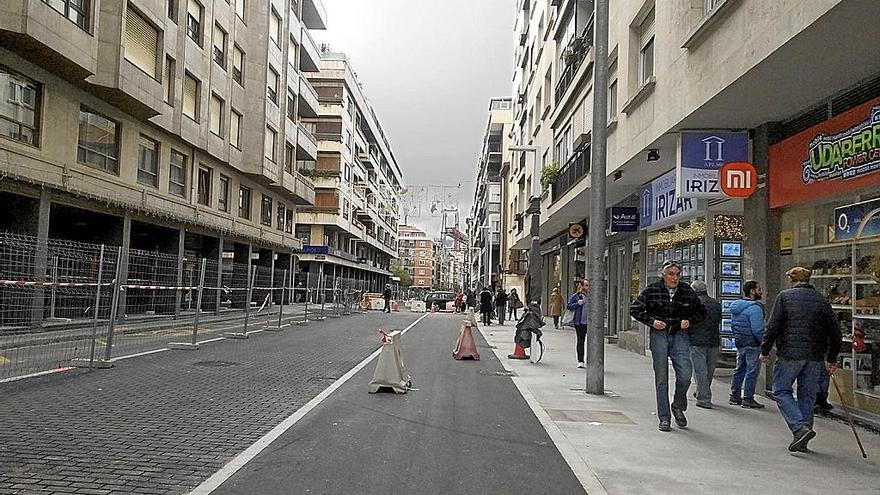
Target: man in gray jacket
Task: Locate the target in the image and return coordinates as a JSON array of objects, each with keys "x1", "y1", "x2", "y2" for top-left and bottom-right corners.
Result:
[{"x1": 688, "y1": 280, "x2": 721, "y2": 409}]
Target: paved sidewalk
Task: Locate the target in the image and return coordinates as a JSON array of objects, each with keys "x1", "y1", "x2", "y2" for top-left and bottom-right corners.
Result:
[
  {"x1": 478, "y1": 321, "x2": 880, "y2": 495},
  {"x1": 0, "y1": 310, "x2": 421, "y2": 494}
]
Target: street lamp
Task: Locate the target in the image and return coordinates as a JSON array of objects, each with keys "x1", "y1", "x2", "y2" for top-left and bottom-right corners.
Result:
[
  {"x1": 477, "y1": 225, "x2": 492, "y2": 287},
  {"x1": 508, "y1": 145, "x2": 541, "y2": 306}
]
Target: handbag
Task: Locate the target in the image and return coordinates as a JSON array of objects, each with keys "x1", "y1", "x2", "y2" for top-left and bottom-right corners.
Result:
[{"x1": 562, "y1": 309, "x2": 575, "y2": 327}]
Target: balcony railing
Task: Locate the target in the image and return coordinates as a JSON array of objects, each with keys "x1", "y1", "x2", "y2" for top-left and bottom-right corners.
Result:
[
  {"x1": 551, "y1": 144, "x2": 591, "y2": 201},
  {"x1": 555, "y1": 20, "x2": 595, "y2": 104}
]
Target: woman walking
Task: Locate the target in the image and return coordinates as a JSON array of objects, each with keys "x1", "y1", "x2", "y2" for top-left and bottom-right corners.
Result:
[
  {"x1": 548, "y1": 287, "x2": 565, "y2": 329},
  {"x1": 508, "y1": 288, "x2": 523, "y2": 321},
  {"x1": 566, "y1": 281, "x2": 589, "y2": 368}
]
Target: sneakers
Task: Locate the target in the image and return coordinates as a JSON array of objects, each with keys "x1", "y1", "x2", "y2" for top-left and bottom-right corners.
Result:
[
  {"x1": 671, "y1": 407, "x2": 688, "y2": 428},
  {"x1": 577, "y1": 362, "x2": 585, "y2": 368},
  {"x1": 729, "y1": 395, "x2": 742, "y2": 406},
  {"x1": 741, "y1": 398, "x2": 765, "y2": 409},
  {"x1": 658, "y1": 419, "x2": 672, "y2": 432},
  {"x1": 695, "y1": 401, "x2": 713, "y2": 409},
  {"x1": 789, "y1": 426, "x2": 816, "y2": 452}
]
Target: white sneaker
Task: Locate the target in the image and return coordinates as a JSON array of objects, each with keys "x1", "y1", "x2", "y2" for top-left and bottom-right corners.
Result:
[{"x1": 577, "y1": 362, "x2": 585, "y2": 368}]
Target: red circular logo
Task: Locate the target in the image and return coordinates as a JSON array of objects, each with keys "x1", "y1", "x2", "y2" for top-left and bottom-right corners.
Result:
[{"x1": 720, "y1": 162, "x2": 758, "y2": 198}]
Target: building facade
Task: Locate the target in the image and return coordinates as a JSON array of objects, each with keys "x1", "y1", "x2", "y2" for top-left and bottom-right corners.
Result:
[
  {"x1": 467, "y1": 97, "x2": 512, "y2": 291},
  {"x1": 398, "y1": 225, "x2": 433, "y2": 288},
  {"x1": 295, "y1": 52, "x2": 403, "y2": 292},
  {"x1": 505, "y1": 0, "x2": 880, "y2": 417},
  {"x1": 0, "y1": 0, "x2": 325, "y2": 319}
]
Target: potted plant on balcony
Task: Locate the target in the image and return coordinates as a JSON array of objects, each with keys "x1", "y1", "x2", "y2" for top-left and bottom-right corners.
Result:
[{"x1": 540, "y1": 160, "x2": 560, "y2": 195}]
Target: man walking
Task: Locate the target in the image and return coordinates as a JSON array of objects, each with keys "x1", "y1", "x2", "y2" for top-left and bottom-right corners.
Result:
[
  {"x1": 382, "y1": 284, "x2": 393, "y2": 313},
  {"x1": 479, "y1": 286, "x2": 493, "y2": 326},
  {"x1": 688, "y1": 280, "x2": 721, "y2": 409},
  {"x1": 729, "y1": 280, "x2": 766, "y2": 409},
  {"x1": 631, "y1": 261, "x2": 705, "y2": 432},
  {"x1": 760, "y1": 267, "x2": 842, "y2": 452}
]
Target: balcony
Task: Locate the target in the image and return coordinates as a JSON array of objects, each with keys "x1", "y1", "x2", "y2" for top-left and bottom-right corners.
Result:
[
  {"x1": 555, "y1": 19, "x2": 595, "y2": 104},
  {"x1": 298, "y1": 74, "x2": 320, "y2": 118},
  {"x1": 289, "y1": 171, "x2": 316, "y2": 206},
  {"x1": 297, "y1": 122, "x2": 318, "y2": 161},
  {"x1": 358, "y1": 144, "x2": 379, "y2": 169},
  {"x1": 551, "y1": 143, "x2": 591, "y2": 202},
  {"x1": 299, "y1": 27, "x2": 321, "y2": 73},
  {"x1": 302, "y1": 0, "x2": 327, "y2": 30},
  {"x1": 310, "y1": 190, "x2": 339, "y2": 213}
]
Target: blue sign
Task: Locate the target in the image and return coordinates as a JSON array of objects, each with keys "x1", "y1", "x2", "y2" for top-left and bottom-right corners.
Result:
[
  {"x1": 834, "y1": 198, "x2": 880, "y2": 242},
  {"x1": 610, "y1": 207, "x2": 639, "y2": 232},
  {"x1": 300, "y1": 245, "x2": 330, "y2": 255},
  {"x1": 678, "y1": 131, "x2": 750, "y2": 198},
  {"x1": 640, "y1": 169, "x2": 697, "y2": 230}
]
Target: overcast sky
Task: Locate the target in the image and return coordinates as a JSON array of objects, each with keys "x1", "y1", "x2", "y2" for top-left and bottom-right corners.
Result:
[{"x1": 313, "y1": 0, "x2": 513, "y2": 238}]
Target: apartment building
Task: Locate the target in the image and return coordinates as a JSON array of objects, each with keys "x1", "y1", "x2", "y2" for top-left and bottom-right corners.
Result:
[
  {"x1": 0, "y1": 0, "x2": 326, "y2": 320},
  {"x1": 295, "y1": 52, "x2": 403, "y2": 292},
  {"x1": 467, "y1": 97, "x2": 512, "y2": 291},
  {"x1": 509, "y1": 0, "x2": 880, "y2": 417},
  {"x1": 398, "y1": 225, "x2": 433, "y2": 288}
]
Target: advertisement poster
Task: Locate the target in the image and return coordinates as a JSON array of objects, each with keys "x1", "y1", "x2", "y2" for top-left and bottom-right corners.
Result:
[
  {"x1": 640, "y1": 169, "x2": 697, "y2": 230},
  {"x1": 677, "y1": 131, "x2": 750, "y2": 198},
  {"x1": 770, "y1": 96, "x2": 880, "y2": 208},
  {"x1": 834, "y1": 197, "x2": 880, "y2": 242}
]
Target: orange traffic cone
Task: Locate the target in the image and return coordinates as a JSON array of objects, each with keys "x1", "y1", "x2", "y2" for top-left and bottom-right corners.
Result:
[
  {"x1": 430, "y1": 303, "x2": 437, "y2": 313},
  {"x1": 392, "y1": 302, "x2": 400, "y2": 312},
  {"x1": 453, "y1": 321, "x2": 480, "y2": 360},
  {"x1": 508, "y1": 343, "x2": 529, "y2": 360}
]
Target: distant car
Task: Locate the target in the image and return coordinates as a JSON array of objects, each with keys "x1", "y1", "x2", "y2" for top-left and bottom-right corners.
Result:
[{"x1": 424, "y1": 291, "x2": 456, "y2": 311}]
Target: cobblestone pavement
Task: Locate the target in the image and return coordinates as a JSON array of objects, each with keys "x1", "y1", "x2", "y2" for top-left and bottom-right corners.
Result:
[{"x1": 0, "y1": 311, "x2": 422, "y2": 494}]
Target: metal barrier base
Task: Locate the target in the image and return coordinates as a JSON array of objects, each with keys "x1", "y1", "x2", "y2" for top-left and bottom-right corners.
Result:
[
  {"x1": 70, "y1": 358, "x2": 114, "y2": 369},
  {"x1": 264, "y1": 324, "x2": 288, "y2": 332},
  {"x1": 167, "y1": 342, "x2": 200, "y2": 350},
  {"x1": 223, "y1": 332, "x2": 249, "y2": 339}
]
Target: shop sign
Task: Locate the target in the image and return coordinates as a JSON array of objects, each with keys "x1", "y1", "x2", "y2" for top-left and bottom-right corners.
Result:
[
  {"x1": 568, "y1": 222, "x2": 585, "y2": 239},
  {"x1": 834, "y1": 197, "x2": 880, "y2": 242},
  {"x1": 780, "y1": 230, "x2": 793, "y2": 255},
  {"x1": 609, "y1": 207, "x2": 639, "y2": 233},
  {"x1": 720, "y1": 162, "x2": 758, "y2": 197},
  {"x1": 677, "y1": 131, "x2": 750, "y2": 198},
  {"x1": 301, "y1": 245, "x2": 330, "y2": 255},
  {"x1": 770, "y1": 96, "x2": 880, "y2": 208},
  {"x1": 640, "y1": 169, "x2": 697, "y2": 230}
]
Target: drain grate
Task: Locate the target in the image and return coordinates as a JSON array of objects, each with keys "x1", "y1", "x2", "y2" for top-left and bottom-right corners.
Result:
[
  {"x1": 545, "y1": 409, "x2": 635, "y2": 424},
  {"x1": 192, "y1": 360, "x2": 238, "y2": 367}
]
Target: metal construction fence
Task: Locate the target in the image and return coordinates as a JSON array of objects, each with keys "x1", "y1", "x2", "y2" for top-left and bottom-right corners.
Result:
[{"x1": 0, "y1": 232, "x2": 384, "y2": 382}]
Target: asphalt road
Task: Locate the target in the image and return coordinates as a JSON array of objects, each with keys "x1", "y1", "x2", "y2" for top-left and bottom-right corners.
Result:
[{"x1": 213, "y1": 313, "x2": 585, "y2": 495}]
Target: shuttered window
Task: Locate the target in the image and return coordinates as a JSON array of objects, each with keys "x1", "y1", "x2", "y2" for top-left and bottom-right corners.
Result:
[
  {"x1": 230, "y1": 110, "x2": 241, "y2": 148},
  {"x1": 235, "y1": 0, "x2": 245, "y2": 21},
  {"x1": 163, "y1": 56, "x2": 175, "y2": 104},
  {"x1": 213, "y1": 23, "x2": 227, "y2": 67},
  {"x1": 183, "y1": 72, "x2": 199, "y2": 121},
  {"x1": 186, "y1": 0, "x2": 202, "y2": 44},
  {"x1": 265, "y1": 126, "x2": 276, "y2": 162},
  {"x1": 638, "y1": 8, "x2": 655, "y2": 84},
  {"x1": 209, "y1": 93, "x2": 223, "y2": 136},
  {"x1": 232, "y1": 45, "x2": 244, "y2": 84},
  {"x1": 169, "y1": 150, "x2": 187, "y2": 197},
  {"x1": 267, "y1": 66, "x2": 278, "y2": 103},
  {"x1": 269, "y1": 9, "x2": 281, "y2": 47},
  {"x1": 124, "y1": 7, "x2": 159, "y2": 78}
]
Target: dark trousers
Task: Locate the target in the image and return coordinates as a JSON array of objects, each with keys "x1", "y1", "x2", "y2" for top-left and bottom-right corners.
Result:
[
  {"x1": 384, "y1": 298, "x2": 391, "y2": 313},
  {"x1": 575, "y1": 324, "x2": 587, "y2": 362},
  {"x1": 553, "y1": 315, "x2": 560, "y2": 328},
  {"x1": 481, "y1": 310, "x2": 491, "y2": 325}
]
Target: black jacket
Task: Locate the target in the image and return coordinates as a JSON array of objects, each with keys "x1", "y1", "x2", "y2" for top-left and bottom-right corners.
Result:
[
  {"x1": 383, "y1": 288, "x2": 392, "y2": 299},
  {"x1": 689, "y1": 292, "x2": 721, "y2": 347},
  {"x1": 630, "y1": 280, "x2": 706, "y2": 334},
  {"x1": 495, "y1": 291, "x2": 509, "y2": 307},
  {"x1": 761, "y1": 283, "x2": 843, "y2": 362},
  {"x1": 466, "y1": 290, "x2": 477, "y2": 306},
  {"x1": 479, "y1": 290, "x2": 493, "y2": 313}
]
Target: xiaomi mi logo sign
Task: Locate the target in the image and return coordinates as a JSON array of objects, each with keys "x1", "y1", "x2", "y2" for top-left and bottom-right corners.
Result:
[{"x1": 720, "y1": 162, "x2": 758, "y2": 198}]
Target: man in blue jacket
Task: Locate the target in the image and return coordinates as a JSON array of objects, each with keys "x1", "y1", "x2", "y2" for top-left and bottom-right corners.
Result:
[{"x1": 729, "y1": 280, "x2": 766, "y2": 409}]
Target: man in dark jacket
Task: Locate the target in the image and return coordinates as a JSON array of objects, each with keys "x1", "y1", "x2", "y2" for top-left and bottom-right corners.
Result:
[
  {"x1": 688, "y1": 280, "x2": 721, "y2": 409},
  {"x1": 494, "y1": 288, "x2": 509, "y2": 325},
  {"x1": 729, "y1": 280, "x2": 766, "y2": 409},
  {"x1": 383, "y1": 284, "x2": 393, "y2": 313},
  {"x1": 466, "y1": 288, "x2": 477, "y2": 312},
  {"x1": 479, "y1": 287, "x2": 493, "y2": 325},
  {"x1": 760, "y1": 267, "x2": 843, "y2": 452},
  {"x1": 630, "y1": 260, "x2": 706, "y2": 432}
]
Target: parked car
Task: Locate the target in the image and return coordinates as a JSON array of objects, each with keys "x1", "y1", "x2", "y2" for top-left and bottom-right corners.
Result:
[{"x1": 424, "y1": 291, "x2": 456, "y2": 311}]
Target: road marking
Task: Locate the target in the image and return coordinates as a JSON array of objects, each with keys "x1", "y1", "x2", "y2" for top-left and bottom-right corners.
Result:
[
  {"x1": 0, "y1": 367, "x2": 75, "y2": 384},
  {"x1": 187, "y1": 313, "x2": 429, "y2": 495}
]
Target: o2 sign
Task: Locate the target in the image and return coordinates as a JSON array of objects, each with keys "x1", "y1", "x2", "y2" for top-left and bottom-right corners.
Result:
[{"x1": 720, "y1": 162, "x2": 758, "y2": 198}]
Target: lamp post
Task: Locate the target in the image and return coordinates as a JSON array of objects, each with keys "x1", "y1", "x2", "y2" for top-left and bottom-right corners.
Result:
[
  {"x1": 478, "y1": 225, "x2": 492, "y2": 287},
  {"x1": 508, "y1": 145, "x2": 541, "y2": 306}
]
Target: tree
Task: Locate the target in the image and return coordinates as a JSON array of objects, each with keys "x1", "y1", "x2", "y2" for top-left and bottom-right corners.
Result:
[{"x1": 392, "y1": 263, "x2": 413, "y2": 287}]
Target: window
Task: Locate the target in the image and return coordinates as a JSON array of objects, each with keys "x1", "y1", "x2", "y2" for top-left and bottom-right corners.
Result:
[
  {"x1": 285, "y1": 209, "x2": 294, "y2": 234},
  {"x1": 267, "y1": 66, "x2": 279, "y2": 103},
  {"x1": 235, "y1": 0, "x2": 245, "y2": 21},
  {"x1": 638, "y1": 8, "x2": 655, "y2": 85},
  {"x1": 239, "y1": 185, "x2": 252, "y2": 219},
  {"x1": 230, "y1": 109, "x2": 241, "y2": 148},
  {"x1": 284, "y1": 142, "x2": 294, "y2": 174},
  {"x1": 186, "y1": 0, "x2": 202, "y2": 45},
  {"x1": 276, "y1": 203, "x2": 285, "y2": 231},
  {"x1": 213, "y1": 23, "x2": 227, "y2": 68},
  {"x1": 286, "y1": 89, "x2": 296, "y2": 121},
  {"x1": 499, "y1": 100, "x2": 510, "y2": 109},
  {"x1": 419, "y1": 241, "x2": 425, "y2": 247},
  {"x1": 608, "y1": 58, "x2": 618, "y2": 119},
  {"x1": 261, "y1": 194, "x2": 272, "y2": 226},
  {"x1": 342, "y1": 199, "x2": 349, "y2": 219},
  {"x1": 136, "y1": 134, "x2": 159, "y2": 187},
  {"x1": 418, "y1": 269, "x2": 425, "y2": 276},
  {"x1": 232, "y1": 45, "x2": 244, "y2": 84},
  {"x1": 0, "y1": 69, "x2": 41, "y2": 145},
  {"x1": 706, "y1": 0, "x2": 721, "y2": 12},
  {"x1": 269, "y1": 8, "x2": 281, "y2": 47},
  {"x1": 209, "y1": 93, "x2": 224, "y2": 137},
  {"x1": 183, "y1": 72, "x2": 199, "y2": 121},
  {"x1": 197, "y1": 166, "x2": 211, "y2": 206},
  {"x1": 169, "y1": 150, "x2": 187, "y2": 197},
  {"x1": 44, "y1": 0, "x2": 89, "y2": 31},
  {"x1": 77, "y1": 108, "x2": 118, "y2": 174},
  {"x1": 265, "y1": 126, "x2": 276, "y2": 162},
  {"x1": 288, "y1": 36, "x2": 298, "y2": 68},
  {"x1": 167, "y1": 0, "x2": 176, "y2": 22},
  {"x1": 163, "y1": 56, "x2": 175, "y2": 104},
  {"x1": 218, "y1": 175, "x2": 229, "y2": 211},
  {"x1": 124, "y1": 6, "x2": 159, "y2": 78}
]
